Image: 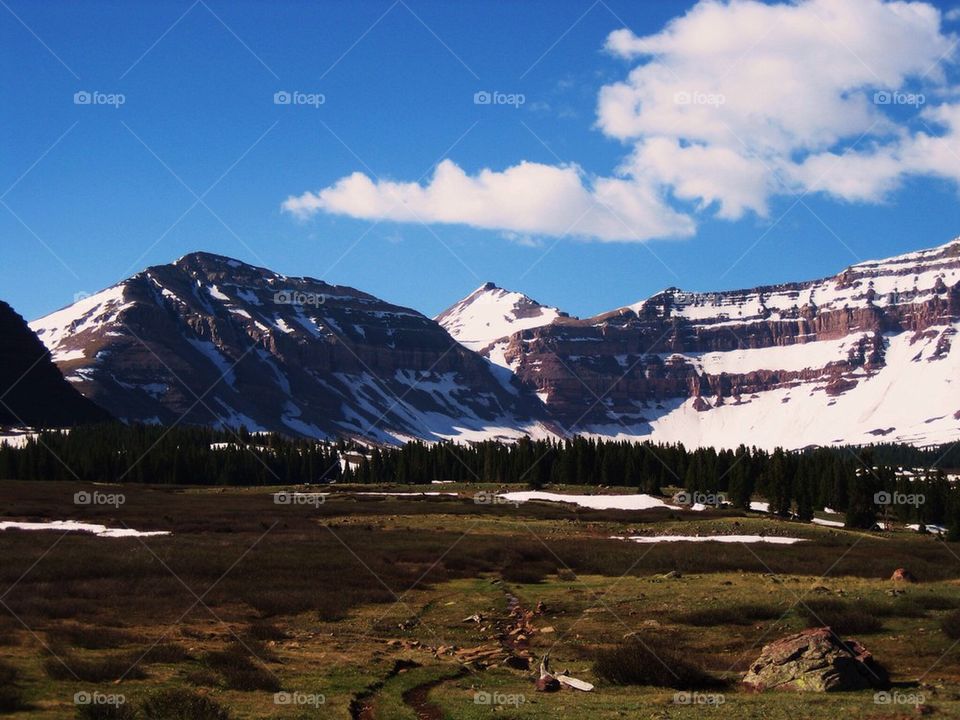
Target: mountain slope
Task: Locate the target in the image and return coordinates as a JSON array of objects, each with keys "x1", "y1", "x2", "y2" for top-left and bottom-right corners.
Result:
[
  {"x1": 0, "y1": 300, "x2": 111, "y2": 428},
  {"x1": 30, "y1": 253, "x2": 552, "y2": 443},
  {"x1": 467, "y1": 239, "x2": 960, "y2": 449}
]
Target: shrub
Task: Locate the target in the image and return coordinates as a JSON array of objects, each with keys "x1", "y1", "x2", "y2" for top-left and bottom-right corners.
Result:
[
  {"x1": 140, "y1": 689, "x2": 230, "y2": 720},
  {"x1": 940, "y1": 609, "x2": 960, "y2": 639},
  {"x1": 75, "y1": 702, "x2": 137, "y2": 720},
  {"x1": 43, "y1": 653, "x2": 146, "y2": 682},
  {"x1": 0, "y1": 660, "x2": 26, "y2": 713},
  {"x1": 676, "y1": 603, "x2": 782, "y2": 626},
  {"x1": 184, "y1": 668, "x2": 220, "y2": 687},
  {"x1": 141, "y1": 642, "x2": 192, "y2": 664},
  {"x1": 49, "y1": 623, "x2": 136, "y2": 649},
  {"x1": 800, "y1": 599, "x2": 883, "y2": 634},
  {"x1": 245, "y1": 621, "x2": 288, "y2": 641},
  {"x1": 913, "y1": 593, "x2": 960, "y2": 611},
  {"x1": 203, "y1": 645, "x2": 280, "y2": 692},
  {"x1": 0, "y1": 617, "x2": 18, "y2": 647},
  {"x1": 593, "y1": 636, "x2": 722, "y2": 689}
]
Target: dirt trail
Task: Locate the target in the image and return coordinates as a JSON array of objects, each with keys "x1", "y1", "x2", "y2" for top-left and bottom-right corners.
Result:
[
  {"x1": 352, "y1": 579, "x2": 541, "y2": 718},
  {"x1": 349, "y1": 659, "x2": 421, "y2": 720},
  {"x1": 401, "y1": 668, "x2": 468, "y2": 720}
]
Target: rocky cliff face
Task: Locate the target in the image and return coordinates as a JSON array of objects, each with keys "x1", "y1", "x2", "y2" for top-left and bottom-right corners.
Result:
[
  {"x1": 0, "y1": 300, "x2": 110, "y2": 428},
  {"x1": 29, "y1": 253, "x2": 551, "y2": 443},
  {"x1": 452, "y1": 240, "x2": 960, "y2": 449}
]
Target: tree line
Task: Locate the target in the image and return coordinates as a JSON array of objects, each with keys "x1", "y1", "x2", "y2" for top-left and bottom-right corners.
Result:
[{"x1": 1, "y1": 423, "x2": 958, "y2": 533}]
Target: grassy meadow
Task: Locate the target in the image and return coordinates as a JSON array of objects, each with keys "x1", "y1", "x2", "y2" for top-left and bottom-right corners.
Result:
[{"x1": 1, "y1": 480, "x2": 959, "y2": 718}]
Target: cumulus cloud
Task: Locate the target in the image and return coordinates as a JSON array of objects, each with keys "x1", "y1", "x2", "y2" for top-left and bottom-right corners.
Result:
[
  {"x1": 285, "y1": 0, "x2": 960, "y2": 242},
  {"x1": 283, "y1": 159, "x2": 694, "y2": 242}
]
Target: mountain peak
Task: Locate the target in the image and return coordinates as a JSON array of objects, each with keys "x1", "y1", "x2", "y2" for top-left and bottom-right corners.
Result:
[{"x1": 436, "y1": 284, "x2": 564, "y2": 352}]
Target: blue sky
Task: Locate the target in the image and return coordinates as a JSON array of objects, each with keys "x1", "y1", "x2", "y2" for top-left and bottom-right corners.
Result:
[{"x1": 3, "y1": 0, "x2": 960, "y2": 322}]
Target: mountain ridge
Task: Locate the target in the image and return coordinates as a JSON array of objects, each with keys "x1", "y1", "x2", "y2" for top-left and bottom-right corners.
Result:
[
  {"x1": 26, "y1": 239, "x2": 960, "y2": 448},
  {"x1": 0, "y1": 300, "x2": 111, "y2": 428}
]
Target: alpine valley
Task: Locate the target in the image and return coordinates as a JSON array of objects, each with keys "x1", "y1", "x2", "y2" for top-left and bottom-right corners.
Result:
[{"x1": 22, "y1": 238, "x2": 960, "y2": 449}]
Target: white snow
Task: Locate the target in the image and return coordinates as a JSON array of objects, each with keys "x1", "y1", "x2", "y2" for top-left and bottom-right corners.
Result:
[
  {"x1": 0, "y1": 431, "x2": 44, "y2": 448},
  {"x1": 30, "y1": 284, "x2": 133, "y2": 353},
  {"x1": 0, "y1": 520, "x2": 169, "y2": 538},
  {"x1": 208, "y1": 285, "x2": 230, "y2": 301},
  {"x1": 500, "y1": 491, "x2": 679, "y2": 511},
  {"x1": 811, "y1": 518, "x2": 845, "y2": 528},
  {"x1": 341, "y1": 491, "x2": 459, "y2": 497},
  {"x1": 907, "y1": 523, "x2": 948, "y2": 533},
  {"x1": 186, "y1": 338, "x2": 236, "y2": 388},
  {"x1": 273, "y1": 316, "x2": 296, "y2": 335},
  {"x1": 584, "y1": 323, "x2": 960, "y2": 450},
  {"x1": 615, "y1": 534, "x2": 806, "y2": 545},
  {"x1": 52, "y1": 348, "x2": 86, "y2": 362},
  {"x1": 671, "y1": 335, "x2": 859, "y2": 375}
]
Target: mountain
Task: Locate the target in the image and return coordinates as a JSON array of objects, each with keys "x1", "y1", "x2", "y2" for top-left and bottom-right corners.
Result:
[
  {"x1": 447, "y1": 239, "x2": 960, "y2": 449},
  {"x1": 29, "y1": 253, "x2": 552, "y2": 443},
  {"x1": 0, "y1": 300, "x2": 110, "y2": 428},
  {"x1": 435, "y1": 283, "x2": 565, "y2": 353},
  {"x1": 29, "y1": 241, "x2": 960, "y2": 449}
]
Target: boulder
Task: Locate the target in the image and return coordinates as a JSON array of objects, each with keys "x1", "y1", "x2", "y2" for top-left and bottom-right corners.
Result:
[
  {"x1": 742, "y1": 627, "x2": 888, "y2": 692},
  {"x1": 891, "y1": 568, "x2": 917, "y2": 583},
  {"x1": 535, "y1": 675, "x2": 560, "y2": 692}
]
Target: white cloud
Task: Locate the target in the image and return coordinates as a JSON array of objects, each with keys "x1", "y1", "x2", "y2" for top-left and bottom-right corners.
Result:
[
  {"x1": 285, "y1": 0, "x2": 960, "y2": 242},
  {"x1": 283, "y1": 159, "x2": 695, "y2": 242}
]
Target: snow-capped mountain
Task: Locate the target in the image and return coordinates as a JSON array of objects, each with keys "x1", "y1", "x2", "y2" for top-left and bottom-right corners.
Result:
[
  {"x1": 28, "y1": 240, "x2": 960, "y2": 448},
  {"x1": 29, "y1": 253, "x2": 552, "y2": 443},
  {"x1": 435, "y1": 282, "x2": 565, "y2": 352},
  {"x1": 449, "y1": 239, "x2": 960, "y2": 449}
]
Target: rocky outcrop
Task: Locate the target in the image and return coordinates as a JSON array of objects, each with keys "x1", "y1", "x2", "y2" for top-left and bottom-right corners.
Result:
[
  {"x1": 742, "y1": 627, "x2": 889, "y2": 692},
  {"x1": 891, "y1": 568, "x2": 917, "y2": 583}
]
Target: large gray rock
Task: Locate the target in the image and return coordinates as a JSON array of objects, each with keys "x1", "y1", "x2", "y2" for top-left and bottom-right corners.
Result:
[{"x1": 742, "y1": 627, "x2": 888, "y2": 692}]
